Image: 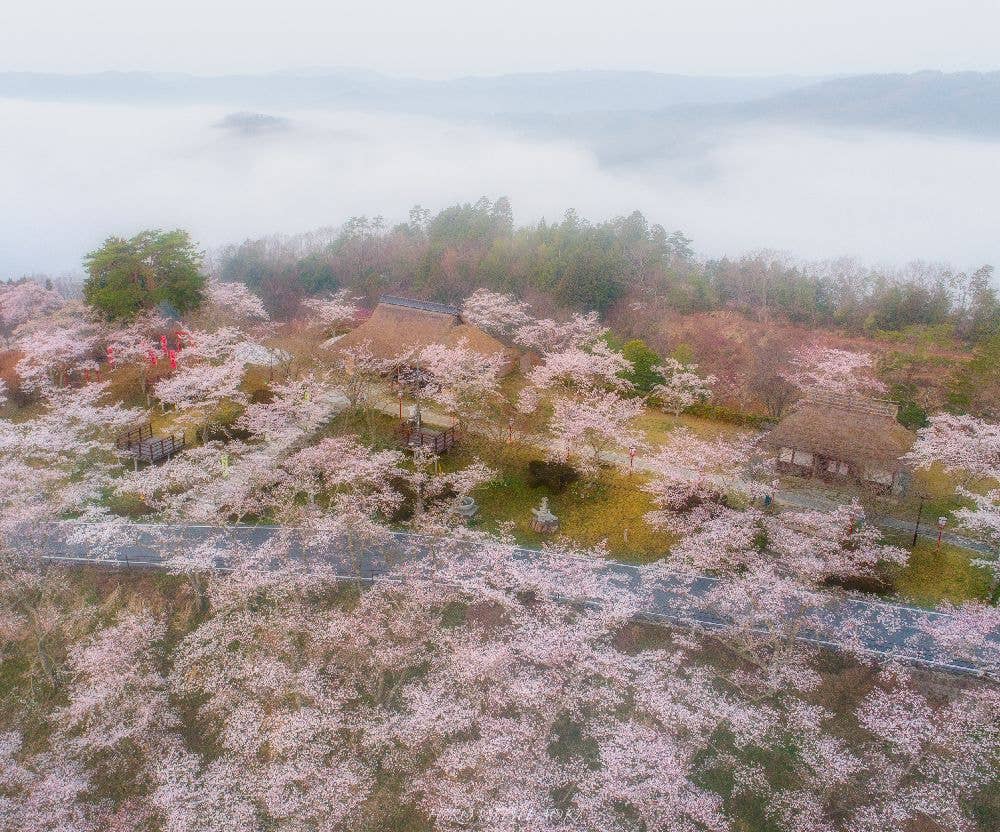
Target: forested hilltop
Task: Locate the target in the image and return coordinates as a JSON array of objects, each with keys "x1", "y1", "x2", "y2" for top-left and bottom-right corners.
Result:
[{"x1": 216, "y1": 197, "x2": 1000, "y2": 422}]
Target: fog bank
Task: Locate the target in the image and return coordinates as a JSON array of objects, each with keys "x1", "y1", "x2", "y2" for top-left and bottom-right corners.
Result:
[{"x1": 1, "y1": 99, "x2": 997, "y2": 278}]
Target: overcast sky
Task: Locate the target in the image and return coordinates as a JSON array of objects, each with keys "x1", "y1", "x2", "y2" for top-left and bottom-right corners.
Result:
[{"x1": 2, "y1": 0, "x2": 998, "y2": 77}]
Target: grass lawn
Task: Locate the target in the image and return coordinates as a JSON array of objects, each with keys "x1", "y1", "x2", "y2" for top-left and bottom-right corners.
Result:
[
  {"x1": 887, "y1": 535, "x2": 992, "y2": 607},
  {"x1": 633, "y1": 408, "x2": 752, "y2": 447},
  {"x1": 442, "y1": 437, "x2": 671, "y2": 563},
  {"x1": 888, "y1": 463, "x2": 969, "y2": 525}
]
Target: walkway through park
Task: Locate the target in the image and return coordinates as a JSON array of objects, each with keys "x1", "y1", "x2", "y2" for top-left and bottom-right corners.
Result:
[{"x1": 42, "y1": 522, "x2": 999, "y2": 678}]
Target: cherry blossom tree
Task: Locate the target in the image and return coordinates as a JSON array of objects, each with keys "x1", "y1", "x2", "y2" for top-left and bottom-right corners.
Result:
[
  {"x1": 460, "y1": 289, "x2": 531, "y2": 336},
  {"x1": 0, "y1": 731, "x2": 98, "y2": 832},
  {"x1": 0, "y1": 280, "x2": 65, "y2": 346},
  {"x1": 906, "y1": 413, "x2": 1000, "y2": 602},
  {"x1": 103, "y1": 310, "x2": 172, "y2": 398},
  {"x1": 416, "y1": 339, "x2": 507, "y2": 432},
  {"x1": 954, "y1": 489, "x2": 1000, "y2": 603},
  {"x1": 525, "y1": 341, "x2": 632, "y2": 393},
  {"x1": 15, "y1": 320, "x2": 101, "y2": 393},
  {"x1": 517, "y1": 334, "x2": 645, "y2": 476},
  {"x1": 642, "y1": 429, "x2": 763, "y2": 534},
  {"x1": 767, "y1": 500, "x2": 909, "y2": 583},
  {"x1": 913, "y1": 602, "x2": 1000, "y2": 673},
  {"x1": 198, "y1": 279, "x2": 270, "y2": 329},
  {"x1": 152, "y1": 327, "x2": 258, "y2": 441},
  {"x1": 653, "y1": 356, "x2": 716, "y2": 415},
  {"x1": 547, "y1": 391, "x2": 646, "y2": 475},
  {"x1": 513, "y1": 310, "x2": 605, "y2": 352},
  {"x1": 784, "y1": 344, "x2": 888, "y2": 396},
  {"x1": 302, "y1": 289, "x2": 360, "y2": 336},
  {"x1": 59, "y1": 611, "x2": 174, "y2": 763},
  {"x1": 0, "y1": 381, "x2": 142, "y2": 564},
  {"x1": 236, "y1": 372, "x2": 344, "y2": 450},
  {"x1": 905, "y1": 412, "x2": 1000, "y2": 484}
]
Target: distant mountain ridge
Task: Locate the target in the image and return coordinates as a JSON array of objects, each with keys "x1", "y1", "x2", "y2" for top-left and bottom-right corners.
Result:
[
  {"x1": 500, "y1": 70, "x2": 1000, "y2": 165},
  {"x1": 743, "y1": 71, "x2": 1000, "y2": 135},
  {"x1": 2, "y1": 68, "x2": 996, "y2": 162},
  {"x1": 0, "y1": 68, "x2": 822, "y2": 115}
]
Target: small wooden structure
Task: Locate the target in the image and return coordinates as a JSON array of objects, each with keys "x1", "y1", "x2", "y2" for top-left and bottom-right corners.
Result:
[
  {"x1": 766, "y1": 390, "x2": 914, "y2": 494},
  {"x1": 398, "y1": 422, "x2": 457, "y2": 455},
  {"x1": 115, "y1": 422, "x2": 186, "y2": 466}
]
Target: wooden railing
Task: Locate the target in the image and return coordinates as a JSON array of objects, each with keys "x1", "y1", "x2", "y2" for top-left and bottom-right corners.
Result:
[
  {"x1": 115, "y1": 423, "x2": 185, "y2": 463},
  {"x1": 115, "y1": 422, "x2": 152, "y2": 450},
  {"x1": 140, "y1": 433, "x2": 186, "y2": 462},
  {"x1": 398, "y1": 423, "x2": 457, "y2": 455}
]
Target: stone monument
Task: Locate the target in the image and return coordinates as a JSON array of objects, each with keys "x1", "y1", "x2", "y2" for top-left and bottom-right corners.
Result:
[{"x1": 530, "y1": 496, "x2": 559, "y2": 534}]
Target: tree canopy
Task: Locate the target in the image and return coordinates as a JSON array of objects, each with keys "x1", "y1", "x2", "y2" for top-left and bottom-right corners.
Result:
[{"x1": 83, "y1": 229, "x2": 205, "y2": 320}]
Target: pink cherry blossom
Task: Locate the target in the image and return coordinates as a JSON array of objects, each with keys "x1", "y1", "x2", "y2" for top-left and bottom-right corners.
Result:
[
  {"x1": 784, "y1": 344, "x2": 887, "y2": 396},
  {"x1": 513, "y1": 311, "x2": 606, "y2": 352},
  {"x1": 460, "y1": 289, "x2": 531, "y2": 336},
  {"x1": 905, "y1": 412, "x2": 1000, "y2": 483},
  {"x1": 653, "y1": 356, "x2": 716, "y2": 415}
]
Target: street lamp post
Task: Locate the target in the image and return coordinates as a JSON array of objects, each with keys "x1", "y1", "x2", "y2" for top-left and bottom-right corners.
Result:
[
  {"x1": 398, "y1": 390, "x2": 403, "y2": 421},
  {"x1": 936, "y1": 516, "x2": 947, "y2": 551},
  {"x1": 911, "y1": 494, "x2": 926, "y2": 548},
  {"x1": 628, "y1": 446, "x2": 637, "y2": 475}
]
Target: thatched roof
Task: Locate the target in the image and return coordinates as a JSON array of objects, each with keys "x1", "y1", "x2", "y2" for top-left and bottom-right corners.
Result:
[
  {"x1": 766, "y1": 390, "x2": 914, "y2": 468},
  {"x1": 331, "y1": 296, "x2": 516, "y2": 368}
]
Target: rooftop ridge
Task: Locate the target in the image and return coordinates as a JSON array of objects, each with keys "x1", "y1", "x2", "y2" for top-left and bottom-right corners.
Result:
[
  {"x1": 380, "y1": 295, "x2": 460, "y2": 317},
  {"x1": 802, "y1": 388, "x2": 899, "y2": 419}
]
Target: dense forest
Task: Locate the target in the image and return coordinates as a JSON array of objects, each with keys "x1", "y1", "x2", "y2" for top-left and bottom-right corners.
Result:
[
  {"x1": 217, "y1": 197, "x2": 999, "y2": 340},
  {"x1": 213, "y1": 198, "x2": 1000, "y2": 424}
]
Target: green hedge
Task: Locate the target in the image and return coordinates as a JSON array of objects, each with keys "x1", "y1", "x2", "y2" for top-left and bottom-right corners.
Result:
[{"x1": 684, "y1": 402, "x2": 771, "y2": 429}]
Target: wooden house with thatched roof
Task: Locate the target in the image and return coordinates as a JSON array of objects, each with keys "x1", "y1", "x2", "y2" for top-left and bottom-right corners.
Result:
[
  {"x1": 766, "y1": 390, "x2": 914, "y2": 493},
  {"x1": 331, "y1": 296, "x2": 518, "y2": 374}
]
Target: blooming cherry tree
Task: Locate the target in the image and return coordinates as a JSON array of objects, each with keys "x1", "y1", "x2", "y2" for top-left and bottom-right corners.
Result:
[
  {"x1": 302, "y1": 289, "x2": 360, "y2": 335},
  {"x1": 15, "y1": 321, "x2": 101, "y2": 393},
  {"x1": 416, "y1": 339, "x2": 506, "y2": 429},
  {"x1": 0, "y1": 280, "x2": 65, "y2": 346},
  {"x1": 547, "y1": 391, "x2": 646, "y2": 475},
  {"x1": 653, "y1": 356, "x2": 715, "y2": 415},
  {"x1": 906, "y1": 413, "x2": 1000, "y2": 601},
  {"x1": 513, "y1": 310, "x2": 606, "y2": 352},
  {"x1": 526, "y1": 341, "x2": 632, "y2": 393},
  {"x1": 201, "y1": 279, "x2": 270, "y2": 328},
  {"x1": 460, "y1": 289, "x2": 531, "y2": 336},
  {"x1": 643, "y1": 429, "x2": 762, "y2": 533},
  {"x1": 784, "y1": 344, "x2": 888, "y2": 396},
  {"x1": 905, "y1": 412, "x2": 1000, "y2": 484}
]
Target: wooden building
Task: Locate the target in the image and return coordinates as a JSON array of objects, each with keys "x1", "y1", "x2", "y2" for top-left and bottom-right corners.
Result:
[
  {"x1": 331, "y1": 296, "x2": 518, "y2": 374},
  {"x1": 766, "y1": 390, "x2": 914, "y2": 493}
]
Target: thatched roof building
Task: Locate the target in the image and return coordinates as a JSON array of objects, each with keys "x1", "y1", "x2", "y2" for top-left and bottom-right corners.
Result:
[
  {"x1": 331, "y1": 296, "x2": 517, "y2": 372},
  {"x1": 766, "y1": 390, "x2": 914, "y2": 491}
]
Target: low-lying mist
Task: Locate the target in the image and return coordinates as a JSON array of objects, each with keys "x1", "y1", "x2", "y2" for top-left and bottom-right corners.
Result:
[{"x1": 1, "y1": 98, "x2": 997, "y2": 278}]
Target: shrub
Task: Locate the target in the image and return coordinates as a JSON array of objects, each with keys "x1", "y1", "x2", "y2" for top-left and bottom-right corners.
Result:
[
  {"x1": 896, "y1": 399, "x2": 929, "y2": 430},
  {"x1": 823, "y1": 573, "x2": 895, "y2": 596},
  {"x1": 683, "y1": 401, "x2": 770, "y2": 429},
  {"x1": 526, "y1": 460, "x2": 579, "y2": 492}
]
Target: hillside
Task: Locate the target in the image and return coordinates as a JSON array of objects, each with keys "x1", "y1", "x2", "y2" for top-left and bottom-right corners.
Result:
[
  {"x1": 0, "y1": 68, "x2": 818, "y2": 115},
  {"x1": 743, "y1": 70, "x2": 1000, "y2": 136}
]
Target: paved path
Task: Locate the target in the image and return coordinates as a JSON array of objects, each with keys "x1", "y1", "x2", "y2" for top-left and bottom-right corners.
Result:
[{"x1": 41, "y1": 522, "x2": 999, "y2": 678}]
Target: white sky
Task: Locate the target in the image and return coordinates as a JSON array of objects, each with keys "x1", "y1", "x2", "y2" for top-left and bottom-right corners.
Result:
[{"x1": 1, "y1": 0, "x2": 998, "y2": 77}]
